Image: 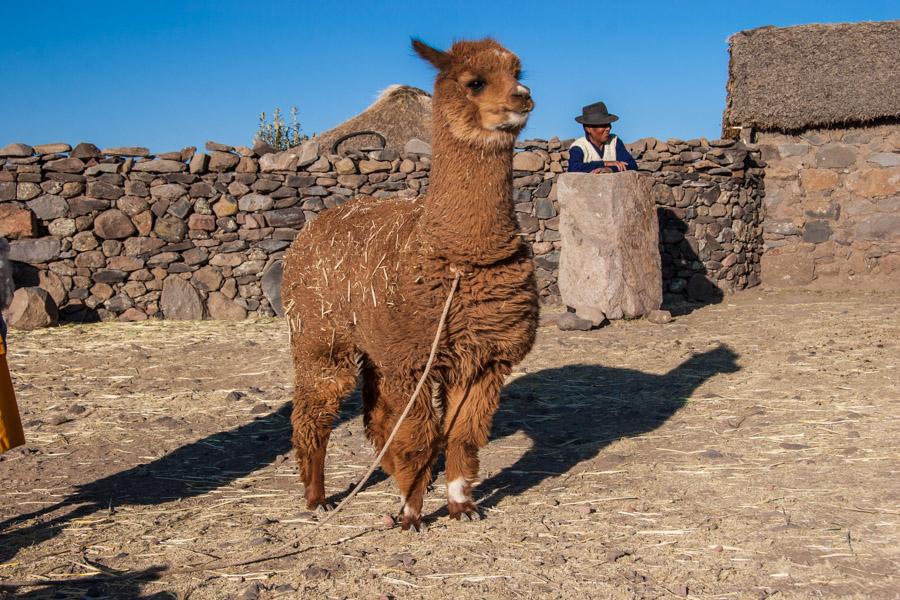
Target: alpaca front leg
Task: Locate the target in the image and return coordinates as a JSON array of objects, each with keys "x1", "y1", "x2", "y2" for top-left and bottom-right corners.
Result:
[
  {"x1": 389, "y1": 411, "x2": 441, "y2": 532},
  {"x1": 443, "y1": 362, "x2": 509, "y2": 521}
]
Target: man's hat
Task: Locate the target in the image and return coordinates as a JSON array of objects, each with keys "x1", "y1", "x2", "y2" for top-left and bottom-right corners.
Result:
[{"x1": 575, "y1": 101, "x2": 619, "y2": 126}]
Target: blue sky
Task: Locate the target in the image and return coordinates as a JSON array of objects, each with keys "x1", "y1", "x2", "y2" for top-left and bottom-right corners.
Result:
[{"x1": 1, "y1": 1, "x2": 896, "y2": 152}]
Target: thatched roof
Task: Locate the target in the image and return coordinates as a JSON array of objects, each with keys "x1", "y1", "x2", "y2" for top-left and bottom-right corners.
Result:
[
  {"x1": 723, "y1": 20, "x2": 900, "y2": 133},
  {"x1": 314, "y1": 85, "x2": 432, "y2": 154}
]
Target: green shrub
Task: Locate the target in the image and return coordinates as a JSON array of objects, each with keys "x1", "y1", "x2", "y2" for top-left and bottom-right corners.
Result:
[{"x1": 255, "y1": 107, "x2": 309, "y2": 151}]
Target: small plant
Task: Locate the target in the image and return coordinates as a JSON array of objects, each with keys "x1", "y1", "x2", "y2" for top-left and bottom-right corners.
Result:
[{"x1": 255, "y1": 106, "x2": 308, "y2": 151}]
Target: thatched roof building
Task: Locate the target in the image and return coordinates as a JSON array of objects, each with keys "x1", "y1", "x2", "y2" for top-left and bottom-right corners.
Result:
[
  {"x1": 314, "y1": 85, "x2": 432, "y2": 154},
  {"x1": 723, "y1": 20, "x2": 900, "y2": 133}
]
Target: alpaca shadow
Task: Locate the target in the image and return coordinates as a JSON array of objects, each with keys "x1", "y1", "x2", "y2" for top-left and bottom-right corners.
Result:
[
  {"x1": 473, "y1": 345, "x2": 739, "y2": 509},
  {"x1": 1, "y1": 566, "x2": 169, "y2": 600},
  {"x1": 657, "y1": 207, "x2": 725, "y2": 316},
  {"x1": 0, "y1": 393, "x2": 367, "y2": 572}
]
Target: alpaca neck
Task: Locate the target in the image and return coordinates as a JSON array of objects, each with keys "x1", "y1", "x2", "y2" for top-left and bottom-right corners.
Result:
[{"x1": 418, "y1": 127, "x2": 521, "y2": 265}]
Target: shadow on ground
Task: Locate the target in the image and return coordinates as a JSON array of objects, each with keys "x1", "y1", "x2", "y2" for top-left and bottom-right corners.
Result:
[
  {"x1": 475, "y1": 344, "x2": 739, "y2": 509},
  {"x1": 1, "y1": 346, "x2": 737, "y2": 594}
]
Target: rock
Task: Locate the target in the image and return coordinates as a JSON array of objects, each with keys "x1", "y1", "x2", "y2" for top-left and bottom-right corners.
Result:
[
  {"x1": 855, "y1": 214, "x2": 900, "y2": 241},
  {"x1": 0, "y1": 182, "x2": 14, "y2": 201},
  {"x1": 802, "y1": 220, "x2": 833, "y2": 243},
  {"x1": 868, "y1": 152, "x2": 900, "y2": 168},
  {"x1": 557, "y1": 172, "x2": 662, "y2": 320},
  {"x1": 513, "y1": 151, "x2": 544, "y2": 172},
  {"x1": 334, "y1": 157, "x2": 356, "y2": 175},
  {"x1": 103, "y1": 146, "x2": 150, "y2": 157},
  {"x1": 17, "y1": 182, "x2": 42, "y2": 201},
  {"x1": 404, "y1": 138, "x2": 432, "y2": 155},
  {"x1": 47, "y1": 218, "x2": 77, "y2": 237},
  {"x1": 207, "y1": 292, "x2": 248, "y2": 320},
  {"x1": 70, "y1": 143, "x2": 102, "y2": 159},
  {"x1": 213, "y1": 196, "x2": 239, "y2": 217},
  {"x1": 259, "y1": 151, "x2": 297, "y2": 172},
  {"x1": 208, "y1": 151, "x2": 240, "y2": 172},
  {"x1": 160, "y1": 276, "x2": 203, "y2": 320},
  {"x1": 556, "y1": 311, "x2": 593, "y2": 331},
  {"x1": 150, "y1": 183, "x2": 188, "y2": 202},
  {"x1": 534, "y1": 198, "x2": 557, "y2": 219},
  {"x1": 815, "y1": 144, "x2": 855, "y2": 169},
  {"x1": 154, "y1": 215, "x2": 188, "y2": 242},
  {"x1": 263, "y1": 207, "x2": 305, "y2": 228},
  {"x1": 799, "y1": 168, "x2": 839, "y2": 192},
  {"x1": 27, "y1": 194, "x2": 68, "y2": 220},
  {"x1": 205, "y1": 141, "x2": 233, "y2": 152},
  {"x1": 124, "y1": 237, "x2": 166, "y2": 256},
  {"x1": 646, "y1": 309, "x2": 672, "y2": 324},
  {"x1": 44, "y1": 157, "x2": 85, "y2": 173},
  {"x1": 261, "y1": 260, "x2": 284, "y2": 316},
  {"x1": 846, "y1": 167, "x2": 900, "y2": 198},
  {"x1": 72, "y1": 231, "x2": 99, "y2": 251},
  {"x1": 252, "y1": 140, "x2": 276, "y2": 156},
  {"x1": 191, "y1": 266, "x2": 222, "y2": 292},
  {"x1": 293, "y1": 140, "x2": 317, "y2": 166},
  {"x1": 132, "y1": 159, "x2": 186, "y2": 173},
  {"x1": 238, "y1": 194, "x2": 274, "y2": 212},
  {"x1": 761, "y1": 250, "x2": 815, "y2": 287},
  {"x1": 8, "y1": 238, "x2": 61, "y2": 263},
  {"x1": 38, "y1": 270, "x2": 66, "y2": 306},
  {"x1": 3, "y1": 287, "x2": 58, "y2": 330},
  {"x1": 94, "y1": 209, "x2": 136, "y2": 239},
  {"x1": 87, "y1": 181, "x2": 124, "y2": 201},
  {"x1": 33, "y1": 143, "x2": 71, "y2": 155},
  {"x1": 188, "y1": 214, "x2": 216, "y2": 231},
  {"x1": 307, "y1": 156, "x2": 330, "y2": 173},
  {"x1": 0, "y1": 143, "x2": 34, "y2": 157},
  {"x1": 189, "y1": 152, "x2": 209, "y2": 174},
  {"x1": 359, "y1": 160, "x2": 391, "y2": 174},
  {"x1": 0, "y1": 205, "x2": 35, "y2": 239}
]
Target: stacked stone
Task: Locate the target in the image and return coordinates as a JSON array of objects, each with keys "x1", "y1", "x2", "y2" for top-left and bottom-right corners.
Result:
[
  {"x1": 0, "y1": 135, "x2": 763, "y2": 322},
  {"x1": 0, "y1": 140, "x2": 433, "y2": 322},
  {"x1": 757, "y1": 124, "x2": 900, "y2": 289},
  {"x1": 511, "y1": 136, "x2": 765, "y2": 304}
]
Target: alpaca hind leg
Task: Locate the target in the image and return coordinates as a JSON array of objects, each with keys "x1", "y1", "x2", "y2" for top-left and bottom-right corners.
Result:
[
  {"x1": 291, "y1": 352, "x2": 358, "y2": 510},
  {"x1": 443, "y1": 362, "x2": 510, "y2": 520}
]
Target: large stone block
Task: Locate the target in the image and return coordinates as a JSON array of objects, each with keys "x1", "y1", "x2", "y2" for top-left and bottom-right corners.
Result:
[
  {"x1": 847, "y1": 167, "x2": 900, "y2": 198},
  {"x1": 0, "y1": 205, "x2": 35, "y2": 239},
  {"x1": 557, "y1": 172, "x2": 662, "y2": 321},
  {"x1": 4, "y1": 287, "x2": 58, "y2": 330},
  {"x1": 161, "y1": 276, "x2": 203, "y2": 320},
  {"x1": 760, "y1": 249, "x2": 815, "y2": 287}
]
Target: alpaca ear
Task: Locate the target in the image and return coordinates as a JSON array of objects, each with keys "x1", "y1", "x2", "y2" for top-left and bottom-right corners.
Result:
[{"x1": 412, "y1": 38, "x2": 451, "y2": 71}]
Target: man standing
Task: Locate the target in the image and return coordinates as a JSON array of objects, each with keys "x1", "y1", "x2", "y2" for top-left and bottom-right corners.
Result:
[{"x1": 567, "y1": 101, "x2": 637, "y2": 174}]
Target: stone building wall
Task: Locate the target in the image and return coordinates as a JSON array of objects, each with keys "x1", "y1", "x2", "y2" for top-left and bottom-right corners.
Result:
[
  {"x1": 0, "y1": 136, "x2": 763, "y2": 322},
  {"x1": 757, "y1": 124, "x2": 900, "y2": 289}
]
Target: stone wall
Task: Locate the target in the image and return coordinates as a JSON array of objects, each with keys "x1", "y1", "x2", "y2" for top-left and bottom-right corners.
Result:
[
  {"x1": 757, "y1": 124, "x2": 900, "y2": 289},
  {"x1": 0, "y1": 136, "x2": 764, "y2": 322}
]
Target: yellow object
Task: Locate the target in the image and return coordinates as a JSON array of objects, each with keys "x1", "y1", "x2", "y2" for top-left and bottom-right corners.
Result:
[{"x1": 0, "y1": 334, "x2": 25, "y2": 452}]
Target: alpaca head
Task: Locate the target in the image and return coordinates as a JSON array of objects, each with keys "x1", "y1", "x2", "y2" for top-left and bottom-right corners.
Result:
[{"x1": 413, "y1": 38, "x2": 533, "y2": 150}]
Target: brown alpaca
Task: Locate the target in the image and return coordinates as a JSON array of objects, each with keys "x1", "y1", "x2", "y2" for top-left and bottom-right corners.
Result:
[{"x1": 281, "y1": 38, "x2": 538, "y2": 531}]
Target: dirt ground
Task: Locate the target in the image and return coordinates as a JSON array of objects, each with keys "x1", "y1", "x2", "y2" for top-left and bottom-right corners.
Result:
[{"x1": 0, "y1": 289, "x2": 898, "y2": 600}]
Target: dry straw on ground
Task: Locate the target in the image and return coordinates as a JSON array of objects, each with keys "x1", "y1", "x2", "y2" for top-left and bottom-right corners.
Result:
[{"x1": 1, "y1": 290, "x2": 898, "y2": 599}]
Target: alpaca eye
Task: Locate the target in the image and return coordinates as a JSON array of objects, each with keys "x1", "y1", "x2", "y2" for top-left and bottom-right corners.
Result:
[{"x1": 466, "y1": 79, "x2": 486, "y2": 93}]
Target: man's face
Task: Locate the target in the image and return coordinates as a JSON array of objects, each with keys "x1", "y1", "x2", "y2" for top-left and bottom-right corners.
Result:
[{"x1": 586, "y1": 124, "x2": 611, "y2": 146}]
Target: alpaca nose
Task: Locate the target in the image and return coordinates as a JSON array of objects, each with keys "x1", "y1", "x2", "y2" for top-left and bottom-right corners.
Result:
[{"x1": 513, "y1": 84, "x2": 531, "y2": 99}]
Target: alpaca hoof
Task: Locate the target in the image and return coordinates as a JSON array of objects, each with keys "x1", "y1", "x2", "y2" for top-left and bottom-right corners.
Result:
[
  {"x1": 400, "y1": 515, "x2": 426, "y2": 533},
  {"x1": 448, "y1": 500, "x2": 482, "y2": 522},
  {"x1": 314, "y1": 502, "x2": 336, "y2": 514}
]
